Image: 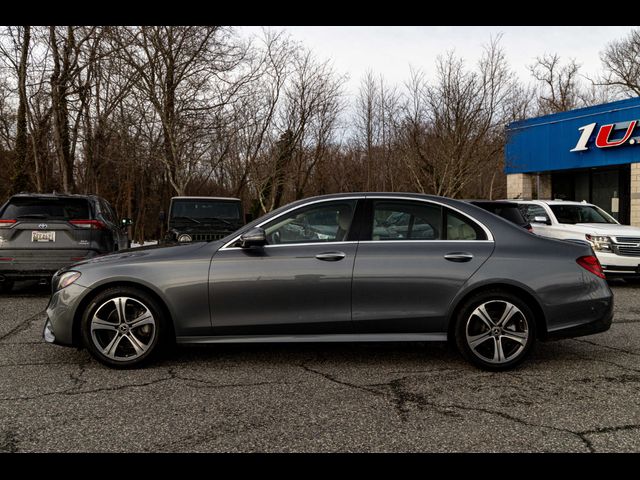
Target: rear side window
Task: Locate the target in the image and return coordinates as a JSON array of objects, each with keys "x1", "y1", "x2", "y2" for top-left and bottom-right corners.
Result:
[
  {"x1": 0, "y1": 197, "x2": 91, "y2": 220},
  {"x1": 519, "y1": 204, "x2": 548, "y2": 223},
  {"x1": 445, "y1": 209, "x2": 487, "y2": 240},
  {"x1": 372, "y1": 201, "x2": 442, "y2": 240}
]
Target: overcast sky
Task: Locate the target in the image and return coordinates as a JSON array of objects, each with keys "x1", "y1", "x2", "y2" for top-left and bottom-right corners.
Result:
[{"x1": 238, "y1": 26, "x2": 636, "y2": 96}]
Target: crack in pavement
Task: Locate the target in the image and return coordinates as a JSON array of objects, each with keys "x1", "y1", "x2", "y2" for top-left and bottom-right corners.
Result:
[
  {"x1": 580, "y1": 424, "x2": 640, "y2": 436},
  {"x1": 0, "y1": 372, "x2": 177, "y2": 402},
  {"x1": 0, "y1": 366, "x2": 298, "y2": 403},
  {"x1": 172, "y1": 373, "x2": 300, "y2": 390},
  {"x1": 0, "y1": 428, "x2": 18, "y2": 453},
  {"x1": 300, "y1": 363, "x2": 601, "y2": 452},
  {"x1": 0, "y1": 361, "x2": 82, "y2": 368},
  {"x1": 570, "y1": 338, "x2": 640, "y2": 357},
  {"x1": 0, "y1": 310, "x2": 45, "y2": 343}
]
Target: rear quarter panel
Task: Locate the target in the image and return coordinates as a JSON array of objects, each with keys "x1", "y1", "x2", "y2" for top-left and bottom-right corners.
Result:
[{"x1": 452, "y1": 226, "x2": 611, "y2": 334}]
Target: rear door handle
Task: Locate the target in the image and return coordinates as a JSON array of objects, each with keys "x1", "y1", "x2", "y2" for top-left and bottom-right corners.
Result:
[
  {"x1": 315, "y1": 251, "x2": 346, "y2": 261},
  {"x1": 444, "y1": 252, "x2": 474, "y2": 262}
]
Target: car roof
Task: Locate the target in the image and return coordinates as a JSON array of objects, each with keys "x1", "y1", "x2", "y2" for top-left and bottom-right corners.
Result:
[
  {"x1": 171, "y1": 196, "x2": 241, "y2": 201},
  {"x1": 9, "y1": 192, "x2": 100, "y2": 201},
  {"x1": 507, "y1": 199, "x2": 595, "y2": 206},
  {"x1": 466, "y1": 200, "x2": 519, "y2": 206}
]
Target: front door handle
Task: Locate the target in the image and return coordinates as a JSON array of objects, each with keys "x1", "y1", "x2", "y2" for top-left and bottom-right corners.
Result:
[
  {"x1": 444, "y1": 252, "x2": 474, "y2": 262},
  {"x1": 315, "y1": 251, "x2": 346, "y2": 261}
]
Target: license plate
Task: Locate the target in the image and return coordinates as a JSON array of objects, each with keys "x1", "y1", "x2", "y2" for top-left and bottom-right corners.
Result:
[{"x1": 32, "y1": 231, "x2": 55, "y2": 242}]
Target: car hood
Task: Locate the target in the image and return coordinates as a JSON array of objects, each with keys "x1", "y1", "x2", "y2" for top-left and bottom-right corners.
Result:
[
  {"x1": 70, "y1": 240, "x2": 223, "y2": 269},
  {"x1": 573, "y1": 223, "x2": 640, "y2": 237}
]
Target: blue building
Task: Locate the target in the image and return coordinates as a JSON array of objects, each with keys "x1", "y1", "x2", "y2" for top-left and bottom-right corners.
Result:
[{"x1": 505, "y1": 97, "x2": 640, "y2": 225}]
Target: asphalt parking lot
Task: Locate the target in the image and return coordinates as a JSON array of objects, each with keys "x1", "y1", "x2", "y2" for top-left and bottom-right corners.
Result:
[{"x1": 1, "y1": 280, "x2": 639, "y2": 453}]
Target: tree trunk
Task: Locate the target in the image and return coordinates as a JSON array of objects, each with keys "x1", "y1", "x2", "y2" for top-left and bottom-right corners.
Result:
[
  {"x1": 11, "y1": 26, "x2": 31, "y2": 194},
  {"x1": 49, "y1": 26, "x2": 76, "y2": 193}
]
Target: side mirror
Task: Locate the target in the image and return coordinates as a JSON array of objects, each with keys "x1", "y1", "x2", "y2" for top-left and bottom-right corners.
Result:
[
  {"x1": 239, "y1": 227, "x2": 266, "y2": 248},
  {"x1": 533, "y1": 216, "x2": 551, "y2": 225},
  {"x1": 121, "y1": 218, "x2": 133, "y2": 227}
]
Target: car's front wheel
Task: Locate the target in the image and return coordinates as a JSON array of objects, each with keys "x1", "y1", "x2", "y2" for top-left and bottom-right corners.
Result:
[
  {"x1": 455, "y1": 290, "x2": 536, "y2": 370},
  {"x1": 81, "y1": 287, "x2": 168, "y2": 368}
]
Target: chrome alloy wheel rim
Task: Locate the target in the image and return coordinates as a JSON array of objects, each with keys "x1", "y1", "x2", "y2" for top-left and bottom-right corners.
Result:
[
  {"x1": 90, "y1": 297, "x2": 156, "y2": 362},
  {"x1": 465, "y1": 300, "x2": 529, "y2": 364}
]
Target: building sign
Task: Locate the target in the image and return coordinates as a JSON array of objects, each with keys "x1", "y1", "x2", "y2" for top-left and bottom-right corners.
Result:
[
  {"x1": 571, "y1": 120, "x2": 639, "y2": 152},
  {"x1": 505, "y1": 97, "x2": 640, "y2": 174}
]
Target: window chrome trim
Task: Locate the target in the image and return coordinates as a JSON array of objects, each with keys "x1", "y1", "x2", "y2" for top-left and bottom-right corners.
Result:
[
  {"x1": 220, "y1": 194, "x2": 495, "y2": 250},
  {"x1": 220, "y1": 196, "x2": 365, "y2": 250},
  {"x1": 222, "y1": 241, "x2": 359, "y2": 251},
  {"x1": 364, "y1": 240, "x2": 494, "y2": 244}
]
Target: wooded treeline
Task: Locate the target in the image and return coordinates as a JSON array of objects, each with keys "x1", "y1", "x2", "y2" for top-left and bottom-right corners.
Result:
[{"x1": 0, "y1": 26, "x2": 638, "y2": 241}]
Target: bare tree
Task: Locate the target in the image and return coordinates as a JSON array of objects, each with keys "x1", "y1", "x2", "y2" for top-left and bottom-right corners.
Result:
[
  {"x1": 398, "y1": 37, "x2": 516, "y2": 199},
  {"x1": 529, "y1": 53, "x2": 583, "y2": 114},
  {"x1": 255, "y1": 48, "x2": 345, "y2": 213},
  {"x1": 114, "y1": 26, "x2": 255, "y2": 195},
  {"x1": 598, "y1": 28, "x2": 640, "y2": 96},
  {"x1": 0, "y1": 26, "x2": 31, "y2": 193}
]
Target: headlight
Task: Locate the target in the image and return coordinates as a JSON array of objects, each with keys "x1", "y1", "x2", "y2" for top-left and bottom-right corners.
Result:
[
  {"x1": 56, "y1": 271, "x2": 81, "y2": 291},
  {"x1": 177, "y1": 234, "x2": 192, "y2": 243},
  {"x1": 585, "y1": 234, "x2": 612, "y2": 252}
]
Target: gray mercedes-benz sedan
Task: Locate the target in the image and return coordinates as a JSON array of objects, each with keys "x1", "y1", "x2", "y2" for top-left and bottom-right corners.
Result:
[{"x1": 44, "y1": 193, "x2": 613, "y2": 370}]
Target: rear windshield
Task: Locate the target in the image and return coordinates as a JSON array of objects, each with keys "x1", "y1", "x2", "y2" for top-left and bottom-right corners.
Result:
[
  {"x1": 170, "y1": 199, "x2": 241, "y2": 220},
  {"x1": 0, "y1": 197, "x2": 91, "y2": 220}
]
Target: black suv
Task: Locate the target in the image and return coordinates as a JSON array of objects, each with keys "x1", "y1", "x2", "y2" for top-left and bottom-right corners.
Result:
[
  {"x1": 164, "y1": 196, "x2": 245, "y2": 243},
  {"x1": 467, "y1": 200, "x2": 532, "y2": 231},
  {"x1": 0, "y1": 193, "x2": 131, "y2": 292}
]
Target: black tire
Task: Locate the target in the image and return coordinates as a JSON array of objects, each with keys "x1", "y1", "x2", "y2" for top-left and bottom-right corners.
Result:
[
  {"x1": 0, "y1": 280, "x2": 14, "y2": 294},
  {"x1": 454, "y1": 289, "x2": 536, "y2": 371},
  {"x1": 81, "y1": 286, "x2": 169, "y2": 368}
]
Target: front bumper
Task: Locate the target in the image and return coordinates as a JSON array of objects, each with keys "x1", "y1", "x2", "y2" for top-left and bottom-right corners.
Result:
[
  {"x1": 595, "y1": 251, "x2": 640, "y2": 276},
  {"x1": 44, "y1": 283, "x2": 88, "y2": 346}
]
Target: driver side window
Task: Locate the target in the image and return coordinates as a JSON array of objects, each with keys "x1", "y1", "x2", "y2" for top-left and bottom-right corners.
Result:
[{"x1": 263, "y1": 200, "x2": 357, "y2": 245}]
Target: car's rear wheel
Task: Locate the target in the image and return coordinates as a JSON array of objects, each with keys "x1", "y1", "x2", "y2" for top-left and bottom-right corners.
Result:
[
  {"x1": 81, "y1": 287, "x2": 167, "y2": 368},
  {"x1": 455, "y1": 290, "x2": 536, "y2": 370}
]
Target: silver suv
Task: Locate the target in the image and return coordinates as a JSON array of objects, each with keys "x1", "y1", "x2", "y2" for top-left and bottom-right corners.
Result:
[{"x1": 0, "y1": 193, "x2": 131, "y2": 292}]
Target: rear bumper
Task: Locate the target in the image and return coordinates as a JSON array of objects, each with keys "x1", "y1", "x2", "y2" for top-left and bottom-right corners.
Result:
[
  {"x1": 544, "y1": 295, "x2": 613, "y2": 340},
  {"x1": 0, "y1": 249, "x2": 100, "y2": 280}
]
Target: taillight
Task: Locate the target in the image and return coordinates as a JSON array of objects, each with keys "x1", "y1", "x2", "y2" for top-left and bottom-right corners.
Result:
[
  {"x1": 577, "y1": 255, "x2": 606, "y2": 279},
  {"x1": 0, "y1": 219, "x2": 16, "y2": 228},
  {"x1": 70, "y1": 220, "x2": 106, "y2": 230}
]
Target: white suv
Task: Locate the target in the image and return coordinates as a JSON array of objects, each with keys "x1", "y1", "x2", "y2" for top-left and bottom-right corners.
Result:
[{"x1": 513, "y1": 199, "x2": 640, "y2": 278}]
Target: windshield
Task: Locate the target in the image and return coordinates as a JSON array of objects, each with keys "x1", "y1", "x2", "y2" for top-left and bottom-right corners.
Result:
[
  {"x1": 1, "y1": 197, "x2": 91, "y2": 220},
  {"x1": 549, "y1": 204, "x2": 618, "y2": 225},
  {"x1": 170, "y1": 199, "x2": 241, "y2": 221}
]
